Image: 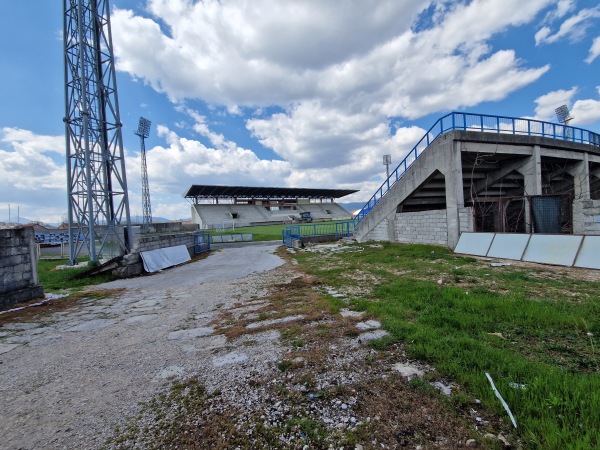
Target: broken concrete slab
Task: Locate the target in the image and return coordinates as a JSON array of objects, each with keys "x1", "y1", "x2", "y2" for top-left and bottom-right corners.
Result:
[
  {"x1": 356, "y1": 320, "x2": 381, "y2": 330},
  {"x1": 339, "y1": 309, "x2": 365, "y2": 318},
  {"x1": 0, "y1": 343, "x2": 21, "y2": 354},
  {"x1": 67, "y1": 319, "x2": 117, "y2": 332},
  {"x1": 392, "y1": 362, "x2": 425, "y2": 380},
  {"x1": 167, "y1": 327, "x2": 214, "y2": 340},
  {"x1": 212, "y1": 351, "x2": 249, "y2": 367},
  {"x1": 356, "y1": 329, "x2": 389, "y2": 344},
  {"x1": 246, "y1": 315, "x2": 304, "y2": 329}
]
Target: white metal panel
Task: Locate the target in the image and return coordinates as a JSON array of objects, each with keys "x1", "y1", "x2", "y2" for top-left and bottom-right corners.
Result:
[
  {"x1": 454, "y1": 232, "x2": 495, "y2": 256},
  {"x1": 487, "y1": 234, "x2": 531, "y2": 260},
  {"x1": 141, "y1": 245, "x2": 191, "y2": 273},
  {"x1": 574, "y1": 236, "x2": 600, "y2": 269},
  {"x1": 522, "y1": 235, "x2": 583, "y2": 266}
]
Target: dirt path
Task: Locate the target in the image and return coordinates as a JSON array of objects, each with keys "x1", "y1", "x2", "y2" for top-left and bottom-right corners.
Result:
[{"x1": 0, "y1": 243, "x2": 285, "y2": 450}]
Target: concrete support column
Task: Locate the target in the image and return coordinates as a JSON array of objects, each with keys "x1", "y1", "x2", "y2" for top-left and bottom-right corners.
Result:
[
  {"x1": 522, "y1": 145, "x2": 543, "y2": 196},
  {"x1": 445, "y1": 141, "x2": 465, "y2": 248},
  {"x1": 519, "y1": 145, "x2": 542, "y2": 231},
  {"x1": 568, "y1": 153, "x2": 590, "y2": 200}
]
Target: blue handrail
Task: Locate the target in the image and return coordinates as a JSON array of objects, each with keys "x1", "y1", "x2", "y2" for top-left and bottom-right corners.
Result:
[{"x1": 355, "y1": 111, "x2": 600, "y2": 224}]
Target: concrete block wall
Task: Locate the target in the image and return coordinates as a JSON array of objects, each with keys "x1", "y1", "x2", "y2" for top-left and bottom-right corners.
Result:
[
  {"x1": 1, "y1": 227, "x2": 44, "y2": 308},
  {"x1": 133, "y1": 232, "x2": 197, "y2": 254},
  {"x1": 573, "y1": 200, "x2": 600, "y2": 234},
  {"x1": 114, "y1": 231, "x2": 199, "y2": 278},
  {"x1": 395, "y1": 210, "x2": 448, "y2": 245},
  {"x1": 459, "y1": 207, "x2": 475, "y2": 233},
  {"x1": 363, "y1": 218, "x2": 390, "y2": 241}
]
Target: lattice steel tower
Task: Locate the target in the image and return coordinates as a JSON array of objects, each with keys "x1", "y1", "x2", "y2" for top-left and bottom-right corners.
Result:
[
  {"x1": 63, "y1": 0, "x2": 132, "y2": 264},
  {"x1": 135, "y1": 117, "x2": 153, "y2": 232}
]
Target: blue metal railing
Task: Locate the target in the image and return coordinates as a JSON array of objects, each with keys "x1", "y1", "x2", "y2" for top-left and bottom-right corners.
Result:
[
  {"x1": 355, "y1": 111, "x2": 600, "y2": 224},
  {"x1": 282, "y1": 222, "x2": 355, "y2": 247}
]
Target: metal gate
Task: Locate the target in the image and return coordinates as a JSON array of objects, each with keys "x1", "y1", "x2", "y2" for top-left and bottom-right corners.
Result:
[{"x1": 474, "y1": 194, "x2": 572, "y2": 234}]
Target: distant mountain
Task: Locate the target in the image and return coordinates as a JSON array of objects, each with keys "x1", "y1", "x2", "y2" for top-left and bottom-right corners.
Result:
[
  {"x1": 0, "y1": 217, "x2": 35, "y2": 225},
  {"x1": 338, "y1": 202, "x2": 366, "y2": 213}
]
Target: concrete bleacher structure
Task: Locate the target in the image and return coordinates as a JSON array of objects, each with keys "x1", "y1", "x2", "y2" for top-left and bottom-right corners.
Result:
[
  {"x1": 184, "y1": 185, "x2": 356, "y2": 229},
  {"x1": 354, "y1": 112, "x2": 600, "y2": 248}
]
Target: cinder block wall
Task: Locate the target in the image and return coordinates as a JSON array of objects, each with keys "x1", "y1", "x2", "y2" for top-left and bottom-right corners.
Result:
[
  {"x1": 363, "y1": 218, "x2": 389, "y2": 241},
  {"x1": 395, "y1": 210, "x2": 448, "y2": 245},
  {"x1": 573, "y1": 200, "x2": 600, "y2": 235},
  {"x1": 0, "y1": 227, "x2": 44, "y2": 308},
  {"x1": 133, "y1": 232, "x2": 197, "y2": 254}
]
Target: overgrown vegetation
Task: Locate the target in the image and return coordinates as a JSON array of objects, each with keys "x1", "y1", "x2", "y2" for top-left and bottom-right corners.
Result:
[
  {"x1": 38, "y1": 258, "x2": 117, "y2": 292},
  {"x1": 292, "y1": 242, "x2": 600, "y2": 449}
]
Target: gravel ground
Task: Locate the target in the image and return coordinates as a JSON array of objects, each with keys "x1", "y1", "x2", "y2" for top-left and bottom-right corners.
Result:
[{"x1": 0, "y1": 243, "x2": 286, "y2": 450}]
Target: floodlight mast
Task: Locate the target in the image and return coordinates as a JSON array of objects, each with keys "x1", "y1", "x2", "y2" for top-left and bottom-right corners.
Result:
[
  {"x1": 134, "y1": 117, "x2": 153, "y2": 232},
  {"x1": 383, "y1": 154, "x2": 392, "y2": 179},
  {"x1": 63, "y1": 0, "x2": 132, "y2": 265},
  {"x1": 555, "y1": 104, "x2": 573, "y2": 126}
]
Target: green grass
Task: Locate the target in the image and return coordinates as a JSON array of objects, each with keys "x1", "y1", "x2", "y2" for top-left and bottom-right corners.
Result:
[
  {"x1": 292, "y1": 242, "x2": 600, "y2": 449},
  {"x1": 209, "y1": 220, "x2": 352, "y2": 242},
  {"x1": 38, "y1": 258, "x2": 117, "y2": 292}
]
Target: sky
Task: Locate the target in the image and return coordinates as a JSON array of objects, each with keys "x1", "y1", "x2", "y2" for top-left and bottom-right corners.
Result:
[{"x1": 1, "y1": 0, "x2": 599, "y2": 224}]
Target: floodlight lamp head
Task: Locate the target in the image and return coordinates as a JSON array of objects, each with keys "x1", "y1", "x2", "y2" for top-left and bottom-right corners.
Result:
[
  {"x1": 555, "y1": 105, "x2": 573, "y2": 125},
  {"x1": 383, "y1": 154, "x2": 392, "y2": 165},
  {"x1": 135, "y1": 117, "x2": 151, "y2": 138}
]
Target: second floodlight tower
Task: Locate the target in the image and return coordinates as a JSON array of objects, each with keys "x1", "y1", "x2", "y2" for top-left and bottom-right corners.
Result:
[{"x1": 134, "y1": 117, "x2": 153, "y2": 232}]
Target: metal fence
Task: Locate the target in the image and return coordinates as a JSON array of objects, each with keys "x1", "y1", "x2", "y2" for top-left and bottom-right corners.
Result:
[
  {"x1": 474, "y1": 194, "x2": 573, "y2": 234},
  {"x1": 193, "y1": 231, "x2": 211, "y2": 254},
  {"x1": 355, "y1": 112, "x2": 600, "y2": 224},
  {"x1": 282, "y1": 222, "x2": 354, "y2": 247}
]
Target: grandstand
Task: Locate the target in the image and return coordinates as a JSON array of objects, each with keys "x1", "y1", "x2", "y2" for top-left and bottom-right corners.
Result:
[{"x1": 183, "y1": 185, "x2": 357, "y2": 229}]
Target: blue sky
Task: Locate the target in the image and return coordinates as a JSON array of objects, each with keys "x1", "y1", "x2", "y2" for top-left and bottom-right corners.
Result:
[{"x1": 1, "y1": 0, "x2": 599, "y2": 224}]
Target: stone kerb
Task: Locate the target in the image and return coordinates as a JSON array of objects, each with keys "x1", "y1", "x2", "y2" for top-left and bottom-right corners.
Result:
[{"x1": 0, "y1": 226, "x2": 44, "y2": 309}]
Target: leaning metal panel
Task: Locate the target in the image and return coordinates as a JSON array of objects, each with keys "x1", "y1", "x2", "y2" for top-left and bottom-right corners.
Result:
[
  {"x1": 453, "y1": 232, "x2": 495, "y2": 256},
  {"x1": 487, "y1": 233, "x2": 531, "y2": 260},
  {"x1": 63, "y1": 0, "x2": 132, "y2": 263},
  {"x1": 522, "y1": 234, "x2": 583, "y2": 266},
  {"x1": 573, "y1": 236, "x2": 600, "y2": 269}
]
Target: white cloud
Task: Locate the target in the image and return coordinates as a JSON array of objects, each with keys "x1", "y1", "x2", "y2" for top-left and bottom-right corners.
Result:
[
  {"x1": 535, "y1": 6, "x2": 600, "y2": 45},
  {"x1": 0, "y1": 128, "x2": 64, "y2": 191},
  {"x1": 585, "y1": 35, "x2": 600, "y2": 63},
  {"x1": 111, "y1": 0, "x2": 552, "y2": 119},
  {"x1": 533, "y1": 87, "x2": 600, "y2": 125},
  {"x1": 534, "y1": 87, "x2": 578, "y2": 120},
  {"x1": 0, "y1": 128, "x2": 66, "y2": 223},
  {"x1": 571, "y1": 98, "x2": 600, "y2": 125}
]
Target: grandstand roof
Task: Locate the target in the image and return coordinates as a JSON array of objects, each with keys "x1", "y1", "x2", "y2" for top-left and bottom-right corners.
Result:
[{"x1": 183, "y1": 185, "x2": 358, "y2": 200}]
